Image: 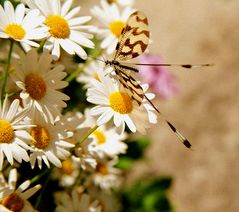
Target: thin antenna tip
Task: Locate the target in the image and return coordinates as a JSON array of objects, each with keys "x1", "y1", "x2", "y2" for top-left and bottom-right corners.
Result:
[
  {"x1": 204, "y1": 63, "x2": 214, "y2": 67},
  {"x1": 183, "y1": 139, "x2": 192, "y2": 149}
]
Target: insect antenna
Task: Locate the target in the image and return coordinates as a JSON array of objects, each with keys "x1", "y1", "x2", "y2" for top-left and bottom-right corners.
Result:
[
  {"x1": 87, "y1": 55, "x2": 105, "y2": 63},
  {"x1": 131, "y1": 63, "x2": 213, "y2": 69},
  {"x1": 144, "y1": 94, "x2": 192, "y2": 149}
]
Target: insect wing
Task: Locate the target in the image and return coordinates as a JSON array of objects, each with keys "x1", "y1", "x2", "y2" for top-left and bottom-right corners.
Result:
[
  {"x1": 114, "y1": 11, "x2": 150, "y2": 61},
  {"x1": 114, "y1": 66, "x2": 144, "y2": 106}
]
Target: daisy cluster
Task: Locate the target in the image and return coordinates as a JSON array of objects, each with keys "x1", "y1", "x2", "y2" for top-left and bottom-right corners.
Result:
[{"x1": 0, "y1": 0, "x2": 175, "y2": 211}]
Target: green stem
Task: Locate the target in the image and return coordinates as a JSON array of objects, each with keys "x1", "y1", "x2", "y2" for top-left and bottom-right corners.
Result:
[
  {"x1": 37, "y1": 39, "x2": 46, "y2": 53},
  {"x1": 34, "y1": 168, "x2": 52, "y2": 209},
  {"x1": 31, "y1": 168, "x2": 51, "y2": 184},
  {"x1": 0, "y1": 59, "x2": 7, "y2": 64},
  {"x1": 1, "y1": 40, "x2": 14, "y2": 102},
  {"x1": 65, "y1": 63, "x2": 86, "y2": 83},
  {"x1": 65, "y1": 47, "x2": 103, "y2": 83},
  {"x1": 74, "y1": 125, "x2": 98, "y2": 149}
]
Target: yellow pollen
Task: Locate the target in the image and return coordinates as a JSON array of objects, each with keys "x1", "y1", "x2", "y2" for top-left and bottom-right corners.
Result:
[
  {"x1": 4, "y1": 24, "x2": 25, "y2": 40},
  {"x1": 61, "y1": 159, "x2": 74, "y2": 175},
  {"x1": 93, "y1": 130, "x2": 106, "y2": 145},
  {"x1": 109, "y1": 91, "x2": 133, "y2": 114},
  {"x1": 96, "y1": 163, "x2": 108, "y2": 175},
  {"x1": 31, "y1": 126, "x2": 50, "y2": 149},
  {"x1": 109, "y1": 20, "x2": 125, "y2": 37},
  {"x1": 94, "y1": 74, "x2": 100, "y2": 81},
  {"x1": 0, "y1": 192, "x2": 24, "y2": 212},
  {"x1": 0, "y1": 120, "x2": 14, "y2": 144},
  {"x1": 45, "y1": 15, "x2": 70, "y2": 38},
  {"x1": 25, "y1": 73, "x2": 46, "y2": 100}
]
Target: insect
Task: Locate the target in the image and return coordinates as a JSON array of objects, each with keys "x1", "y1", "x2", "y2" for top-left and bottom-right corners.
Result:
[{"x1": 102, "y1": 11, "x2": 211, "y2": 149}]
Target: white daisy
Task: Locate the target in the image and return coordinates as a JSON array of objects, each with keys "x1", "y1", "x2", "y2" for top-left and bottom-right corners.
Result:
[
  {"x1": 0, "y1": 98, "x2": 32, "y2": 170},
  {"x1": 55, "y1": 187, "x2": 102, "y2": 212},
  {"x1": 91, "y1": 0, "x2": 133, "y2": 54},
  {"x1": 86, "y1": 68, "x2": 157, "y2": 134},
  {"x1": 76, "y1": 60, "x2": 104, "y2": 88},
  {"x1": 88, "y1": 186, "x2": 122, "y2": 212},
  {"x1": 62, "y1": 111, "x2": 97, "y2": 170},
  {"x1": 71, "y1": 131, "x2": 97, "y2": 171},
  {"x1": 24, "y1": 0, "x2": 95, "y2": 60},
  {"x1": 53, "y1": 50, "x2": 78, "y2": 74},
  {"x1": 82, "y1": 109, "x2": 127, "y2": 157},
  {"x1": 92, "y1": 158, "x2": 122, "y2": 190},
  {"x1": 11, "y1": 49, "x2": 69, "y2": 123},
  {"x1": 79, "y1": 109, "x2": 128, "y2": 158},
  {"x1": 0, "y1": 1, "x2": 47, "y2": 50},
  {"x1": 89, "y1": 125, "x2": 127, "y2": 157},
  {"x1": 27, "y1": 110, "x2": 74, "y2": 169},
  {"x1": 52, "y1": 158, "x2": 80, "y2": 187},
  {"x1": 0, "y1": 169, "x2": 41, "y2": 212}
]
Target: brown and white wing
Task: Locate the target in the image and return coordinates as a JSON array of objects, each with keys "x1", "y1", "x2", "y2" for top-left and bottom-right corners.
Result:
[
  {"x1": 114, "y1": 67, "x2": 192, "y2": 149},
  {"x1": 114, "y1": 66, "x2": 145, "y2": 105},
  {"x1": 114, "y1": 11, "x2": 150, "y2": 61}
]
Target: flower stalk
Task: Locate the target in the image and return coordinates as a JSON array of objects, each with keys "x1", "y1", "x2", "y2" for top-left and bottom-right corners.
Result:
[{"x1": 1, "y1": 40, "x2": 14, "y2": 102}]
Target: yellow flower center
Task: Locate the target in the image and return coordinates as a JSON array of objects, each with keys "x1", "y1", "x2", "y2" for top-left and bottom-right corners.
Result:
[
  {"x1": 107, "y1": 0, "x2": 117, "y2": 4},
  {"x1": 45, "y1": 15, "x2": 70, "y2": 38},
  {"x1": 96, "y1": 163, "x2": 108, "y2": 175},
  {"x1": 25, "y1": 73, "x2": 47, "y2": 100},
  {"x1": 109, "y1": 20, "x2": 125, "y2": 37},
  {"x1": 61, "y1": 159, "x2": 74, "y2": 175},
  {"x1": 94, "y1": 74, "x2": 100, "y2": 81},
  {"x1": 0, "y1": 120, "x2": 14, "y2": 144},
  {"x1": 93, "y1": 130, "x2": 106, "y2": 145},
  {"x1": 0, "y1": 192, "x2": 24, "y2": 212},
  {"x1": 109, "y1": 91, "x2": 133, "y2": 114},
  {"x1": 31, "y1": 126, "x2": 50, "y2": 149},
  {"x1": 4, "y1": 24, "x2": 25, "y2": 40}
]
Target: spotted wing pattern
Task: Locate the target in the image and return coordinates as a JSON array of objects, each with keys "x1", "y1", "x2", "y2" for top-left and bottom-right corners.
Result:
[
  {"x1": 114, "y1": 11, "x2": 150, "y2": 61},
  {"x1": 114, "y1": 66, "x2": 144, "y2": 105}
]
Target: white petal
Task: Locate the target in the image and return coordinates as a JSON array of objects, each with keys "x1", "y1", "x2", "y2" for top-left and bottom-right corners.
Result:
[
  {"x1": 58, "y1": 39, "x2": 75, "y2": 55},
  {"x1": 65, "y1": 7, "x2": 81, "y2": 20},
  {"x1": 97, "y1": 110, "x2": 113, "y2": 125},
  {"x1": 17, "y1": 180, "x2": 31, "y2": 193},
  {"x1": 21, "y1": 184, "x2": 41, "y2": 199},
  {"x1": 51, "y1": 39, "x2": 60, "y2": 59},
  {"x1": 61, "y1": 0, "x2": 73, "y2": 17},
  {"x1": 124, "y1": 115, "x2": 136, "y2": 132},
  {"x1": 113, "y1": 113, "x2": 122, "y2": 127},
  {"x1": 90, "y1": 106, "x2": 108, "y2": 115},
  {"x1": 69, "y1": 31, "x2": 94, "y2": 48},
  {"x1": 0, "y1": 5, "x2": 8, "y2": 27},
  {"x1": 45, "y1": 151, "x2": 62, "y2": 167},
  {"x1": 9, "y1": 168, "x2": 17, "y2": 189},
  {"x1": 15, "y1": 4, "x2": 25, "y2": 23},
  {"x1": 2, "y1": 145, "x2": 14, "y2": 165},
  {"x1": 101, "y1": 35, "x2": 115, "y2": 49},
  {"x1": 6, "y1": 99, "x2": 19, "y2": 121},
  {"x1": 4, "y1": 1, "x2": 15, "y2": 23},
  {"x1": 68, "y1": 16, "x2": 91, "y2": 26},
  {"x1": 67, "y1": 40, "x2": 87, "y2": 59}
]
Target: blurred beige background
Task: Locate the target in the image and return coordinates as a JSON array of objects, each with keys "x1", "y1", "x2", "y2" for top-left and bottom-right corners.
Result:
[{"x1": 83, "y1": 1, "x2": 239, "y2": 211}]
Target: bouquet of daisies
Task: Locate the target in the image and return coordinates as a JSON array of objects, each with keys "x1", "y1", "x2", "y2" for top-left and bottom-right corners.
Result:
[{"x1": 0, "y1": 0, "x2": 176, "y2": 211}]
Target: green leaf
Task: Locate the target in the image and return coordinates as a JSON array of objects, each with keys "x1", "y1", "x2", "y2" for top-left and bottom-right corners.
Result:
[
  {"x1": 120, "y1": 177, "x2": 173, "y2": 212},
  {"x1": 124, "y1": 137, "x2": 150, "y2": 160},
  {"x1": 116, "y1": 157, "x2": 134, "y2": 170}
]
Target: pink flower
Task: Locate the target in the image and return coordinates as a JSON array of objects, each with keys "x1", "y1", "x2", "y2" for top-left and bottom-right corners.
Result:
[{"x1": 138, "y1": 54, "x2": 178, "y2": 99}]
